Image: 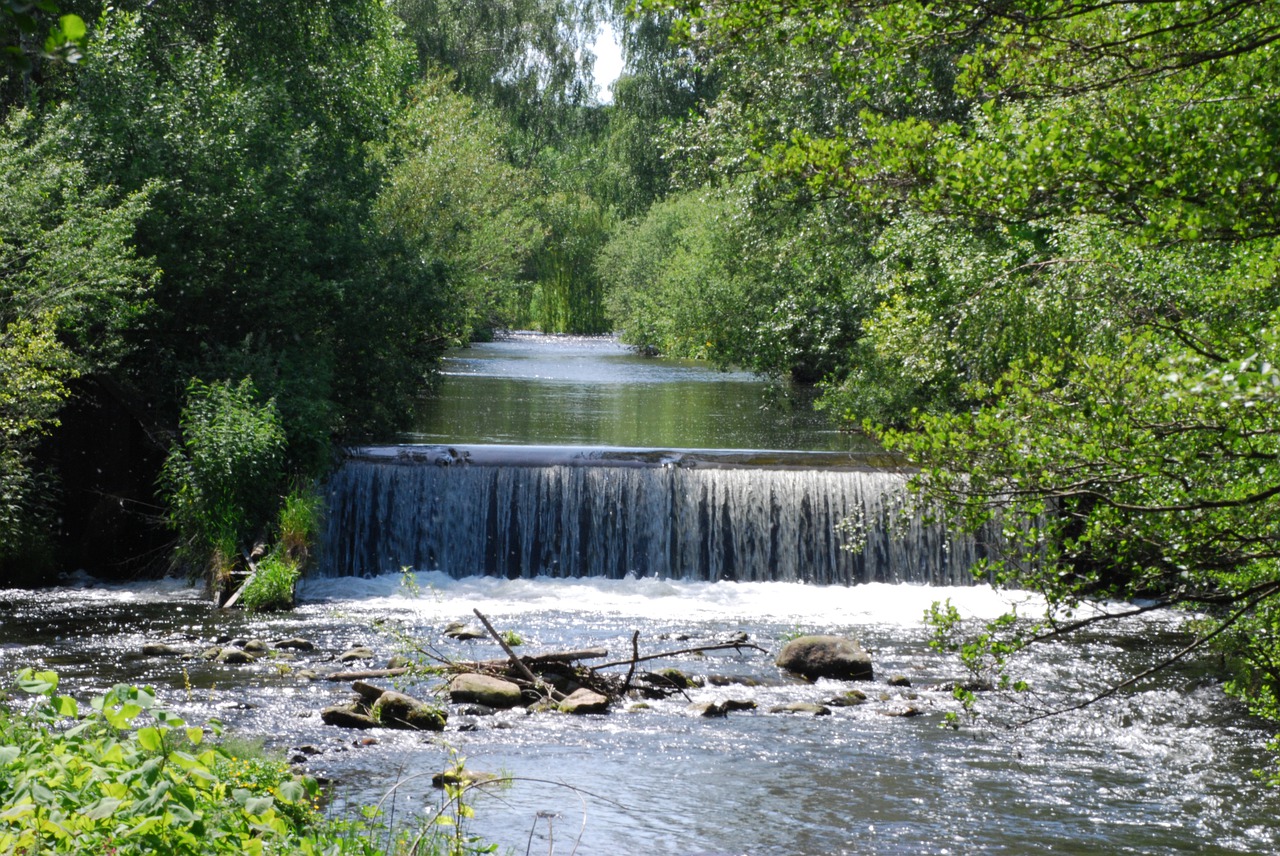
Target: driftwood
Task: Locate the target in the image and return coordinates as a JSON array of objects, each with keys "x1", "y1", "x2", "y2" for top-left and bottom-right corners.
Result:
[
  {"x1": 595, "y1": 640, "x2": 768, "y2": 670},
  {"x1": 461, "y1": 610, "x2": 769, "y2": 704},
  {"x1": 473, "y1": 608, "x2": 566, "y2": 702},
  {"x1": 325, "y1": 667, "x2": 411, "y2": 682}
]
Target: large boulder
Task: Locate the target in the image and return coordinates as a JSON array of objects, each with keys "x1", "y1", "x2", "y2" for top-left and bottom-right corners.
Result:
[
  {"x1": 776, "y1": 635, "x2": 873, "y2": 682},
  {"x1": 448, "y1": 673, "x2": 524, "y2": 709}
]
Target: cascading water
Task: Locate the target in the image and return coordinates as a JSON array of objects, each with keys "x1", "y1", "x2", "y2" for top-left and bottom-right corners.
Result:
[{"x1": 321, "y1": 444, "x2": 991, "y2": 584}]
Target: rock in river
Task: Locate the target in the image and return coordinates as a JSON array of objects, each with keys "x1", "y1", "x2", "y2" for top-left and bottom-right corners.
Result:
[
  {"x1": 448, "y1": 673, "x2": 524, "y2": 709},
  {"x1": 370, "y1": 690, "x2": 447, "y2": 731},
  {"x1": 558, "y1": 688, "x2": 609, "y2": 714},
  {"x1": 775, "y1": 635, "x2": 873, "y2": 682}
]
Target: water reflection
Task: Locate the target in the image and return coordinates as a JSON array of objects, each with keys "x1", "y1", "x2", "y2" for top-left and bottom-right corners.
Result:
[{"x1": 410, "y1": 333, "x2": 868, "y2": 451}]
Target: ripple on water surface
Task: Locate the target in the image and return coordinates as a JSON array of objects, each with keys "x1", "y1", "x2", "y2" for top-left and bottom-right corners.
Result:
[{"x1": 1, "y1": 572, "x2": 1277, "y2": 855}]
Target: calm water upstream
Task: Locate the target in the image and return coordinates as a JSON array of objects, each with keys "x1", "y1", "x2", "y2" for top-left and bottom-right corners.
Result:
[
  {"x1": 3, "y1": 334, "x2": 1278, "y2": 854},
  {"x1": 409, "y1": 332, "x2": 871, "y2": 452}
]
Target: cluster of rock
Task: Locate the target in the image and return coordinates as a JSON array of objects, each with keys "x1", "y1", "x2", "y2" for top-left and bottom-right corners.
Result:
[
  {"x1": 321, "y1": 680, "x2": 447, "y2": 731},
  {"x1": 145, "y1": 626, "x2": 931, "y2": 731}
]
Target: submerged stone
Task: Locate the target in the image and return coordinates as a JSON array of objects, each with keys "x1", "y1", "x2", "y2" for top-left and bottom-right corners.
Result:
[
  {"x1": 827, "y1": 689, "x2": 868, "y2": 707},
  {"x1": 321, "y1": 702, "x2": 378, "y2": 729},
  {"x1": 443, "y1": 622, "x2": 487, "y2": 641},
  {"x1": 215, "y1": 648, "x2": 255, "y2": 664},
  {"x1": 338, "y1": 646, "x2": 375, "y2": 663},
  {"x1": 769, "y1": 702, "x2": 832, "y2": 716},
  {"x1": 642, "y1": 667, "x2": 699, "y2": 690},
  {"x1": 688, "y1": 701, "x2": 728, "y2": 718},
  {"x1": 142, "y1": 642, "x2": 183, "y2": 657}
]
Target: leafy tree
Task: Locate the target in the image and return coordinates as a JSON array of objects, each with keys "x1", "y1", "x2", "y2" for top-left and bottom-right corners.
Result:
[
  {"x1": 0, "y1": 107, "x2": 154, "y2": 581},
  {"x1": 648, "y1": 0, "x2": 1280, "y2": 744},
  {"x1": 532, "y1": 189, "x2": 614, "y2": 333},
  {"x1": 391, "y1": 0, "x2": 603, "y2": 163},
  {"x1": 49, "y1": 1, "x2": 461, "y2": 473},
  {"x1": 374, "y1": 72, "x2": 542, "y2": 338}
]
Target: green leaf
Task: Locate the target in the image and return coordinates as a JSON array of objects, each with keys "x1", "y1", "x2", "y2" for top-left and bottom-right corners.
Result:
[
  {"x1": 17, "y1": 669, "x2": 58, "y2": 696},
  {"x1": 82, "y1": 798, "x2": 123, "y2": 821},
  {"x1": 53, "y1": 695, "x2": 78, "y2": 717},
  {"x1": 136, "y1": 727, "x2": 163, "y2": 753},
  {"x1": 245, "y1": 795, "x2": 275, "y2": 816},
  {"x1": 276, "y1": 779, "x2": 304, "y2": 802},
  {"x1": 59, "y1": 14, "x2": 86, "y2": 41}
]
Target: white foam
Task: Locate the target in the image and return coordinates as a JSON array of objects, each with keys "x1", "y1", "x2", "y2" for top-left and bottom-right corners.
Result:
[{"x1": 296, "y1": 572, "x2": 1044, "y2": 626}]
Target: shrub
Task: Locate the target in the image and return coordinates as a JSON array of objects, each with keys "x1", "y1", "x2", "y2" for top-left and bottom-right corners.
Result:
[
  {"x1": 159, "y1": 378, "x2": 286, "y2": 582},
  {"x1": 239, "y1": 553, "x2": 299, "y2": 613},
  {"x1": 277, "y1": 486, "x2": 322, "y2": 568}
]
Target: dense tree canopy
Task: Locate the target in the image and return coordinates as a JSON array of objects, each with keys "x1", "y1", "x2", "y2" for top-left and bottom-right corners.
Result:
[
  {"x1": 632, "y1": 0, "x2": 1280, "y2": 735},
  {"x1": 0, "y1": 0, "x2": 625, "y2": 580}
]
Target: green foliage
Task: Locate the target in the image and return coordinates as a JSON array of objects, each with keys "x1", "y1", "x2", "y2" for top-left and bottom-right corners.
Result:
[
  {"x1": 159, "y1": 379, "x2": 286, "y2": 580},
  {"x1": 239, "y1": 553, "x2": 299, "y2": 614},
  {"x1": 375, "y1": 71, "x2": 541, "y2": 338},
  {"x1": 0, "y1": 669, "x2": 491, "y2": 855},
  {"x1": 635, "y1": 0, "x2": 1280, "y2": 749},
  {"x1": 531, "y1": 190, "x2": 613, "y2": 333},
  {"x1": 0, "y1": 107, "x2": 154, "y2": 577},
  {"x1": 602, "y1": 188, "x2": 745, "y2": 360},
  {"x1": 390, "y1": 0, "x2": 601, "y2": 162},
  {"x1": 601, "y1": 185, "x2": 868, "y2": 377},
  {"x1": 72, "y1": 2, "x2": 449, "y2": 455},
  {"x1": 277, "y1": 486, "x2": 322, "y2": 568},
  {"x1": 0, "y1": 1, "x2": 86, "y2": 78}
]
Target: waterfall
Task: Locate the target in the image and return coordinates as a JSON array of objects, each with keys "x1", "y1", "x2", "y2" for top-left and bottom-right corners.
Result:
[{"x1": 320, "y1": 445, "x2": 990, "y2": 585}]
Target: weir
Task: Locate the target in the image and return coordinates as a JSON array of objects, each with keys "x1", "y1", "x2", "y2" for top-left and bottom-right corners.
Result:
[{"x1": 321, "y1": 444, "x2": 990, "y2": 585}]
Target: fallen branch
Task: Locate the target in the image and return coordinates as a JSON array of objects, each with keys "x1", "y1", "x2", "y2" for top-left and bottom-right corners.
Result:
[
  {"x1": 474, "y1": 608, "x2": 566, "y2": 702},
  {"x1": 324, "y1": 667, "x2": 411, "y2": 682},
  {"x1": 594, "y1": 640, "x2": 769, "y2": 670},
  {"x1": 454, "y1": 648, "x2": 610, "y2": 672}
]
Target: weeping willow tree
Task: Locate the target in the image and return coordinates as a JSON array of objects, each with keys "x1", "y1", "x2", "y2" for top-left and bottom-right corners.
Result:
[{"x1": 532, "y1": 191, "x2": 614, "y2": 334}]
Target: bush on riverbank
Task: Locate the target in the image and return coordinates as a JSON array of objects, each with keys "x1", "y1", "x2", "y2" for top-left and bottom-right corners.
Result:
[
  {"x1": 238, "y1": 553, "x2": 300, "y2": 613},
  {"x1": 0, "y1": 669, "x2": 490, "y2": 855}
]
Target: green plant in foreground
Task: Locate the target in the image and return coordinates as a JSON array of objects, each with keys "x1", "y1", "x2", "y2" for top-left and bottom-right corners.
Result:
[{"x1": 0, "y1": 669, "x2": 492, "y2": 855}]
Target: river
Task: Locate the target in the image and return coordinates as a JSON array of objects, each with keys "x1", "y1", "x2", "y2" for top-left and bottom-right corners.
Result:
[{"x1": 2, "y1": 334, "x2": 1277, "y2": 854}]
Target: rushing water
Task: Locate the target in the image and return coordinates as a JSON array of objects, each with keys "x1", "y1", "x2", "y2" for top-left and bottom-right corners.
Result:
[
  {"x1": 5, "y1": 334, "x2": 1279, "y2": 853},
  {"x1": 323, "y1": 446, "x2": 989, "y2": 585},
  {"x1": 1, "y1": 574, "x2": 1276, "y2": 854}
]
